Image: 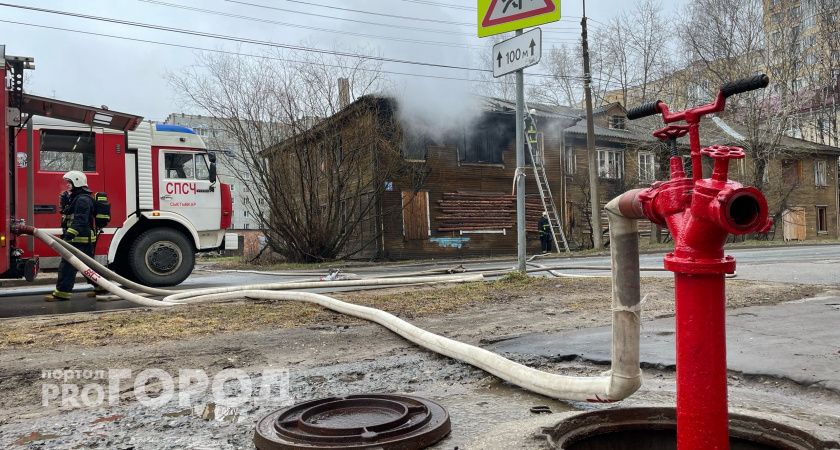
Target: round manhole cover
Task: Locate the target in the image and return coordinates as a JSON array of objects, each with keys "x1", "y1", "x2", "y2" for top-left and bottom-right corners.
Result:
[{"x1": 254, "y1": 394, "x2": 451, "y2": 449}]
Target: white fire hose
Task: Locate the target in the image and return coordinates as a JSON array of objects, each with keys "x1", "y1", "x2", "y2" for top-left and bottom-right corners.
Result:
[{"x1": 23, "y1": 214, "x2": 644, "y2": 401}]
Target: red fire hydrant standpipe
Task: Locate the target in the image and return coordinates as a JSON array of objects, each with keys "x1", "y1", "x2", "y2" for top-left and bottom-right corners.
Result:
[{"x1": 625, "y1": 74, "x2": 771, "y2": 450}]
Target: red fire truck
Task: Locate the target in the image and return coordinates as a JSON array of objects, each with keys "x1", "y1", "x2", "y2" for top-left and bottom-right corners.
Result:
[{"x1": 2, "y1": 47, "x2": 233, "y2": 286}]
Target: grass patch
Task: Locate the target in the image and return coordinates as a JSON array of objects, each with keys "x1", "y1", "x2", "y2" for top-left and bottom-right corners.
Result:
[
  {"x1": 0, "y1": 275, "x2": 824, "y2": 350},
  {"x1": 0, "y1": 277, "x2": 547, "y2": 349}
]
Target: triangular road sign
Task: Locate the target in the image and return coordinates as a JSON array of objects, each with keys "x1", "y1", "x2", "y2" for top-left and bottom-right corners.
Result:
[{"x1": 482, "y1": 0, "x2": 556, "y2": 27}]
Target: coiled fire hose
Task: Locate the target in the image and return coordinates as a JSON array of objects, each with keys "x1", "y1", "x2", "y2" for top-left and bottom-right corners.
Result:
[{"x1": 17, "y1": 219, "x2": 644, "y2": 402}]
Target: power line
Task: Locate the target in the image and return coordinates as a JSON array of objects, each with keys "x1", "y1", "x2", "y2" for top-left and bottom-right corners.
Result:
[
  {"x1": 395, "y1": 0, "x2": 474, "y2": 11},
  {"x1": 272, "y1": 0, "x2": 476, "y2": 27},
  {"x1": 223, "y1": 0, "x2": 493, "y2": 38},
  {"x1": 0, "y1": 2, "x2": 585, "y2": 80},
  {"x1": 0, "y1": 19, "x2": 587, "y2": 86},
  {"x1": 224, "y1": 0, "x2": 580, "y2": 40},
  {"x1": 261, "y1": 0, "x2": 583, "y2": 35},
  {"x1": 0, "y1": 3, "x2": 495, "y2": 73},
  {"x1": 135, "y1": 0, "x2": 493, "y2": 50}
]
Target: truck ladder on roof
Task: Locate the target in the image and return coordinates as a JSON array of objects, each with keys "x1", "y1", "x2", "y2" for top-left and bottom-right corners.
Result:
[{"x1": 525, "y1": 110, "x2": 570, "y2": 254}]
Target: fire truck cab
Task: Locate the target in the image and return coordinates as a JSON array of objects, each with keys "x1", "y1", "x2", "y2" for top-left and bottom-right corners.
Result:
[{"x1": 2, "y1": 47, "x2": 233, "y2": 286}]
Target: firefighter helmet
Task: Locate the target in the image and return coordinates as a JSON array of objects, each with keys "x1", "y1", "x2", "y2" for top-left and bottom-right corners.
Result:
[{"x1": 63, "y1": 170, "x2": 88, "y2": 189}]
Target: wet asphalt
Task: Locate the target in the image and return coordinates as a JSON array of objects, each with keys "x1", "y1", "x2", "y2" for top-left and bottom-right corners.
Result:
[
  {"x1": 489, "y1": 292, "x2": 840, "y2": 393},
  {"x1": 0, "y1": 244, "x2": 837, "y2": 319}
]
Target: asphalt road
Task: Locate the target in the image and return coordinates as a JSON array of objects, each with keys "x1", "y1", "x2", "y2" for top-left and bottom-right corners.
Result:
[
  {"x1": 0, "y1": 244, "x2": 837, "y2": 319},
  {"x1": 489, "y1": 290, "x2": 840, "y2": 393}
]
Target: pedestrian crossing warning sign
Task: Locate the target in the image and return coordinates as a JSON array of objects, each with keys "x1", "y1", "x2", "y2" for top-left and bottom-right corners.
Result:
[{"x1": 478, "y1": 0, "x2": 560, "y2": 37}]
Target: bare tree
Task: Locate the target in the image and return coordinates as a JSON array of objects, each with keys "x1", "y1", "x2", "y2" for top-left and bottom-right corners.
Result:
[
  {"x1": 529, "y1": 43, "x2": 584, "y2": 106},
  {"x1": 674, "y1": 0, "x2": 826, "y2": 229},
  {"x1": 169, "y1": 49, "x2": 424, "y2": 262},
  {"x1": 590, "y1": 0, "x2": 672, "y2": 107},
  {"x1": 679, "y1": 0, "x2": 799, "y2": 193}
]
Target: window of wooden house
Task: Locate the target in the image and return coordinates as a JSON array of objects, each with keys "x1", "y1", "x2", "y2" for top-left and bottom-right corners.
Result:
[
  {"x1": 816, "y1": 206, "x2": 828, "y2": 234},
  {"x1": 564, "y1": 144, "x2": 576, "y2": 174},
  {"x1": 814, "y1": 159, "x2": 828, "y2": 186},
  {"x1": 609, "y1": 115, "x2": 626, "y2": 130},
  {"x1": 782, "y1": 159, "x2": 803, "y2": 184},
  {"x1": 460, "y1": 119, "x2": 513, "y2": 165},
  {"x1": 638, "y1": 152, "x2": 655, "y2": 182},
  {"x1": 39, "y1": 129, "x2": 96, "y2": 172},
  {"x1": 401, "y1": 191, "x2": 430, "y2": 240},
  {"x1": 597, "y1": 149, "x2": 624, "y2": 179},
  {"x1": 402, "y1": 132, "x2": 428, "y2": 161},
  {"x1": 461, "y1": 133, "x2": 505, "y2": 164}
]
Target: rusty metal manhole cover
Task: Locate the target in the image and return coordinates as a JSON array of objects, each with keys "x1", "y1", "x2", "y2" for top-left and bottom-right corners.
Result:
[{"x1": 254, "y1": 394, "x2": 451, "y2": 449}]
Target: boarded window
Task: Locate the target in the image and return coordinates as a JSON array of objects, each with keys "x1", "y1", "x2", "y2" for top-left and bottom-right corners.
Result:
[
  {"x1": 401, "y1": 191, "x2": 429, "y2": 240},
  {"x1": 39, "y1": 130, "x2": 96, "y2": 172},
  {"x1": 782, "y1": 207, "x2": 806, "y2": 241}
]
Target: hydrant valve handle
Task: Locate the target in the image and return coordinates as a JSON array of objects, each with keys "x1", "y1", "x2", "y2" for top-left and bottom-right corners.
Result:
[
  {"x1": 652, "y1": 125, "x2": 690, "y2": 141},
  {"x1": 700, "y1": 145, "x2": 745, "y2": 160}
]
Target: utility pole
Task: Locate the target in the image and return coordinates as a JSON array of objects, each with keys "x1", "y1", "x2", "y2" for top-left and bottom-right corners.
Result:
[
  {"x1": 515, "y1": 29, "x2": 527, "y2": 273},
  {"x1": 581, "y1": 0, "x2": 602, "y2": 250}
]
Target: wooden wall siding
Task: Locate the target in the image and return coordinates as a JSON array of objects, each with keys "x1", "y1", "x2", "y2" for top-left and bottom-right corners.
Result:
[
  {"x1": 436, "y1": 192, "x2": 544, "y2": 232},
  {"x1": 340, "y1": 192, "x2": 380, "y2": 259},
  {"x1": 382, "y1": 136, "x2": 560, "y2": 259},
  {"x1": 401, "y1": 191, "x2": 429, "y2": 240}
]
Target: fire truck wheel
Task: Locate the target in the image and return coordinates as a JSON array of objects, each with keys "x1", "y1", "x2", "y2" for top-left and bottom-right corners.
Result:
[{"x1": 128, "y1": 228, "x2": 195, "y2": 286}]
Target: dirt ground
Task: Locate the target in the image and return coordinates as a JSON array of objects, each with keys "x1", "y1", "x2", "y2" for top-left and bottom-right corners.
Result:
[{"x1": 0, "y1": 276, "x2": 837, "y2": 449}]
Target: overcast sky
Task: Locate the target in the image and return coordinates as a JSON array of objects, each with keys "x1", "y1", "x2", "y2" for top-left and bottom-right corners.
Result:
[{"x1": 2, "y1": 0, "x2": 687, "y2": 121}]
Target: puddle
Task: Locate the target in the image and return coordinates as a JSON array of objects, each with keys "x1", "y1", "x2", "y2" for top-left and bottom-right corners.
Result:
[{"x1": 14, "y1": 431, "x2": 60, "y2": 446}]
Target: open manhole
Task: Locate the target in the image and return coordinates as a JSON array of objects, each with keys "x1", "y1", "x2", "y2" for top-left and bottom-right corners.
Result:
[
  {"x1": 544, "y1": 407, "x2": 839, "y2": 450},
  {"x1": 254, "y1": 394, "x2": 450, "y2": 449}
]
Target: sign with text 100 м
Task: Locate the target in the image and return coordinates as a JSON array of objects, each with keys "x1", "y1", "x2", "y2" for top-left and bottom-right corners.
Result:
[{"x1": 492, "y1": 27, "x2": 541, "y2": 78}]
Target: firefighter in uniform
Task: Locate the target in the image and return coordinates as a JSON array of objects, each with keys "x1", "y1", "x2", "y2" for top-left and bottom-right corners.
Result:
[
  {"x1": 538, "y1": 212, "x2": 552, "y2": 253},
  {"x1": 45, "y1": 171, "x2": 98, "y2": 301}
]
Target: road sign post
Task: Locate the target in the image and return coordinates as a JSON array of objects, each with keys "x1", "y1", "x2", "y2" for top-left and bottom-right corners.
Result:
[
  {"x1": 479, "y1": 1, "x2": 560, "y2": 273},
  {"x1": 493, "y1": 28, "x2": 542, "y2": 78},
  {"x1": 514, "y1": 30, "x2": 526, "y2": 273}
]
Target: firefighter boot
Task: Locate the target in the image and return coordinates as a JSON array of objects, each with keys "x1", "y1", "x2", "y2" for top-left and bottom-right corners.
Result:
[{"x1": 44, "y1": 290, "x2": 71, "y2": 302}]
